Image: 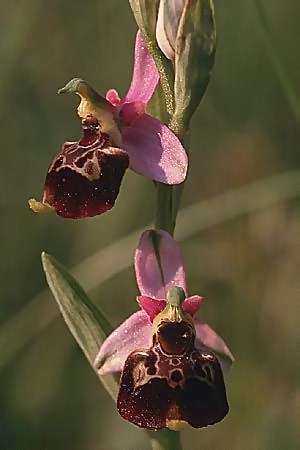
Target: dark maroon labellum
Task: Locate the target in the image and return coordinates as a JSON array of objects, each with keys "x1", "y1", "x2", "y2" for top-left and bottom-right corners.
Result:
[
  {"x1": 43, "y1": 116, "x2": 129, "y2": 218},
  {"x1": 117, "y1": 320, "x2": 229, "y2": 430}
]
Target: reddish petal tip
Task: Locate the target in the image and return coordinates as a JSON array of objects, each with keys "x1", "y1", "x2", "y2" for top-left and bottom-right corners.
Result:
[{"x1": 137, "y1": 296, "x2": 166, "y2": 322}]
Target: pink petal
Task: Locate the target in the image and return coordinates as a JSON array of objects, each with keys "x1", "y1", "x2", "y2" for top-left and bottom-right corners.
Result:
[
  {"x1": 135, "y1": 229, "x2": 187, "y2": 299},
  {"x1": 122, "y1": 114, "x2": 188, "y2": 184},
  {"x1": 137, "y1": 295, "x2": 166, "y2": 321},
  {"x1": 183, "y1": 295, "x2": 204, "y2": 316},
  {"x1": 119, "y1": 101, "x2": 145, "y2": 126},
  {"x1": 124, "y1": 31, "x2": 159, "y2": 105},
  {"x1": 194, "y1": 320, "x2": 234, "y2": 369},
  {"x1": 106, "y1": 89, "x2": 121, "y2": 106},
  {"x1": 137, "y1": 295, "x2": 204, "y2": 321},
  {"x1": 94, "y1": 310, "x2": 152, "y2": 375}
]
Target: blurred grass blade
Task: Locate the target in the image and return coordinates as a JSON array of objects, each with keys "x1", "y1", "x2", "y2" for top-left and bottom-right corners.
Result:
[
  {"x1": 253, "y1": 0, "x2": 300, "y2": 123},
  {"x1": 41, "y1": 252, "x2": 118, "y2": 399}
]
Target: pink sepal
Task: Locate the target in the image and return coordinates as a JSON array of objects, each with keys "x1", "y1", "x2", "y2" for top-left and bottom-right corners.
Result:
[
  {"x1": 135, "y1": 229, "x2": 187, "y2": 300},
  {"x1": 94, "y1": 310, "x2": 152, "y2": 375},
  {"x1": 124, "y1": 31, "x2": 159, "y2": 105},
  {"x1": 194, "y1": 320, "x2": 234, "y2": 369},
  {"x1": 122, "y1": 114, "x2": 188, "y2": 184}
]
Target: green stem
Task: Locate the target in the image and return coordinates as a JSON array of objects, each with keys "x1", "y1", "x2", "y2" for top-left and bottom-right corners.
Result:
[
  {"x1": 253, "y1": 0, "x2": 300, "y2": 123},
  {"x1": 155, "y1": 183, "x2": 184, "y2": 235},
  {"x1": 147, "y1": 429, "x2": 183, "y2": 450}
]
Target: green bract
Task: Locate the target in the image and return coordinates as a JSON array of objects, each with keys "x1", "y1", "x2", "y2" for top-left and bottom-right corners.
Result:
[{"x1": 42, "y1": 252, "x2": 118, "y2": 400}]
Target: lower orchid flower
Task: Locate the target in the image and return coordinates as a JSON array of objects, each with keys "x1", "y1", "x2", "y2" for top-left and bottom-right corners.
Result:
[
  {"x1": 29, "y1": 31, "x2": 188, "y2": 219},
  {"x1": 95, "y1": 229, "x2": 234, "y2": 430}
]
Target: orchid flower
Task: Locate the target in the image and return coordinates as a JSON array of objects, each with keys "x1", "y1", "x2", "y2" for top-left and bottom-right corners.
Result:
[
  {"x1": 29, "y1": 32, "x2": 188, "y2": 219},
  {"x1": 95, "y1": 229, "x2": 234, "y2": 375},
  {"x1": 94, "y1": 230, "x2": 234, "y2": 429}
]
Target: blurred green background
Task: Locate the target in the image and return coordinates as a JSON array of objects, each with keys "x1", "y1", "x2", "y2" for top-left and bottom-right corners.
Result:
[{"x1": 1, "y1": 0, "x2": 299, "y2": 449}]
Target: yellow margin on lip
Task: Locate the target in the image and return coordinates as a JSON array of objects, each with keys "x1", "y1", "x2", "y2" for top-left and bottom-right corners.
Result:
[
  {"x1": 28, "y1": 198, "x2": 54, "y2": 214},
  {"x1": 166, "y1": 419, "x2": 188, "y2": 431}
]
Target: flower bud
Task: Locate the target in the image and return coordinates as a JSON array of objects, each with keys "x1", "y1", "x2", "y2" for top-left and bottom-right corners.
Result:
[
  {"x1": 156, "y1": 0, "x2": 185, "y2": 60},
  {"x1": 173, "y1": 0, "x2": 216, "y2": 130}
]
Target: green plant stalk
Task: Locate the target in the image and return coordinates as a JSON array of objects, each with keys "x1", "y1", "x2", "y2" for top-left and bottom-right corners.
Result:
[
  {"x1": 145, "y1": 42, "x2": 184, "y2": 450},
  {"x1": 155, "y1": 183, "x2": 183, "y2": 235},
  {"x1": 149, "y1": 83, "x2": 188, "y2": 237},
  {"x1": 147, "y1": 429, "x2": 182, "y2": 450}
]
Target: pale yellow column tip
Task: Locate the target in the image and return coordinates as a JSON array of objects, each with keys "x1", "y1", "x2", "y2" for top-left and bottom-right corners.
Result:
[
  {"x1": 166, "y1": 419, "x2": 188, "y2": 431},
  {"x1": 28, "y1": 198, "x2": 54, "y2": 214}
]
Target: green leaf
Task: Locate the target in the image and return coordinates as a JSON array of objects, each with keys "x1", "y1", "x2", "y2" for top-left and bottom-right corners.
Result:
[
  {"x1": 147, "y1": 429, "x2": 182, "y2": 450},
  {"x1": 41, "y1": 252, "x2": 118, "y2": 399}
]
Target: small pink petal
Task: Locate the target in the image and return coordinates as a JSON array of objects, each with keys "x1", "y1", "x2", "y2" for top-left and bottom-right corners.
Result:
[
  {"x1": 135, "y1": 229, "x2": 187, "y2": 299},
  {"x1": 124, "y1": 30, "x2": 159, "y2": 105},
  {"x1": 183, "y1": 295, "x2": 204, "y2": 316},
  {"x1": 119, "y1": 101, "x2": 145, "y2": 126},
  {"x1": 137, "y1": 295, "x2": 166, "y2": 321},
  {"x1": 94, "y1": 310, "x2": 152, "y2": 375},
  {"x1": 122, "y1": 114, "x2": 188, "y2": 184},
  {"x1": 106, "y1": 89, "x2": 121, "y2": 106},
  {"x1": 194, "y1": 320, "x2": 234, "y2": 369}
]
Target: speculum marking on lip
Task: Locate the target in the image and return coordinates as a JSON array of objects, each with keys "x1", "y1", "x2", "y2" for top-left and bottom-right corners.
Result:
[
  {"x1": 117, "y1": 320, "x2": 229, "y2": 430},
  {"x1": 43, "y1": 115, "x2": 129, "y2": 218}
]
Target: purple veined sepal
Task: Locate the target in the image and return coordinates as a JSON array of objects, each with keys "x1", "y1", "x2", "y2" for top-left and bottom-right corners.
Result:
[
  {"x1": 117, "y1": 287, "x2": 229, "y2": 431},
  {"x1": 29, "y1": 116, "x2": 129, "y2": 219}
]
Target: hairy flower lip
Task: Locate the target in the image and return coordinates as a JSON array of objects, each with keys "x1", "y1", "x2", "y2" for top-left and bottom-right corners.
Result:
[
  {"x1": 117, "y1": 312, "x2": 229, "y2": 430},
  {"x1": 31, "y1": 116, "x2": 129, "y2": 219}
]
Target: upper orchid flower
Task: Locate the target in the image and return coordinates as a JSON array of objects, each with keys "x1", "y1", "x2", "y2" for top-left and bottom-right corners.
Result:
[
  {"x1": 29, "y1": 32, "x2": 188, "y2": 219},
  {"x1": 95, "y1": 230, "x2": 234, "y2": 430}
]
